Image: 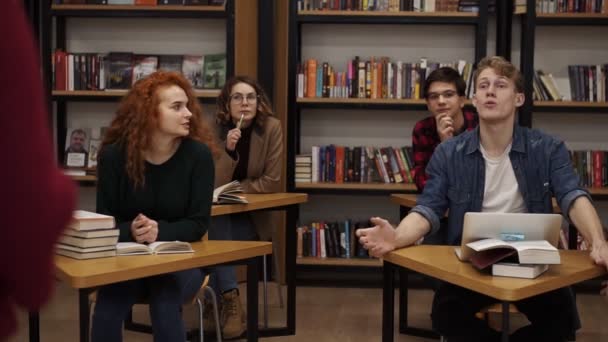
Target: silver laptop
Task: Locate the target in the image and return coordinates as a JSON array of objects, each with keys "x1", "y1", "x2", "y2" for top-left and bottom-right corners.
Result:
[{"x1": 454, "y1": 212, "x2": 563, "y2": 262}]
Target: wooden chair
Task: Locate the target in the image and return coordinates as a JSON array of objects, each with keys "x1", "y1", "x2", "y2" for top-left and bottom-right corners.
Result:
[{"x1": 89, "y1": 274, "x2": 222, "y2": 342}]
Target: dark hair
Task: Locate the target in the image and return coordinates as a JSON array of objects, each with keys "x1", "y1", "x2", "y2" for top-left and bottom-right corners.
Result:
[
  {"x1": 101, "y1": 71, "x2": 219, "y2": 188},
  {"x1": 474, "y1": 56, "x2": 524, "y2": 93},
  {"x1": 423, "y1": 67, "x2": 467, "y2": 99},
  {"x1": 71, "y1": 128, "x2": 87, "y2": 138},
  {"x1": 216, "y1": 75, "x2": 274, "y2": 127}
]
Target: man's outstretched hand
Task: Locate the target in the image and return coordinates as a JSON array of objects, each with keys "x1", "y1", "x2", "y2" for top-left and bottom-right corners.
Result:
[{"x1": 356, "y1": 217, "x2": 397, "y2": 258}]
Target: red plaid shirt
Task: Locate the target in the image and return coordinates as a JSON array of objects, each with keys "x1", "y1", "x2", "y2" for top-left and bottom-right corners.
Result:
[{"x1": 412, "y1": 110, "x2": 478, "y2": 192}]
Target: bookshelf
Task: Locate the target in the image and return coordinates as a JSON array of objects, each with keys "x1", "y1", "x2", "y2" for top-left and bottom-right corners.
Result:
[
  {"x1": 287, "y1": 3, "x2": 491, "y2": 269},
  {"x1": 40, "y1": 1, "x2": 236, "y2": 177},
  {"x1": 517, "y1": 1, "x2": 608, "y2": 125},
  {"x1": 513, "y1": 1, "x2": 608, "y2": 254}
]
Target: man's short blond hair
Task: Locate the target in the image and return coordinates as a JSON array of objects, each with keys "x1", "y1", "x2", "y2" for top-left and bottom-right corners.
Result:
[{"x1": 474, "y1": 56, "x2": 524, "y2": 93}]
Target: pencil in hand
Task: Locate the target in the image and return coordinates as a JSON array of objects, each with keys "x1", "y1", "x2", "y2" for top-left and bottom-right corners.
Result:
[{"x1": 237, "y1": 113, "x2": 244, "y2": 129}]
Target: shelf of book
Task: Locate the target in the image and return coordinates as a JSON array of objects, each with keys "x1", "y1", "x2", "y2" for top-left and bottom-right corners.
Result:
[
  {"x1": 51, "y1": 4, "x2": 227, "y2": 18},
  {"x1": 296, "y1": 10, "x2": 479, "y2": 24},
  {"x1": 533, "y1": 101, "x2": 608, "y2": 113},
  {"x1": 535, "y1": 13, "x2": 608, "y2": 26},
  {"x1": 295, "y1": 182, "x2": 417, "y2": 194},
  {"x1": 296, "y1": 256, "x2": 381, "y2": 267},
  {"x1": 296, "y1": 97, "x2": 473, "y2": 109},
  {"x1": 52, "y1": 90, "x2": 220, "y2": 103}
]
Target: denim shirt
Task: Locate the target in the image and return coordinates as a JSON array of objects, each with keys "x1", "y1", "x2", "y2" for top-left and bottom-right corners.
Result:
[{"x1": 411, "y1": 125, "x2": 591, "y2": 246}]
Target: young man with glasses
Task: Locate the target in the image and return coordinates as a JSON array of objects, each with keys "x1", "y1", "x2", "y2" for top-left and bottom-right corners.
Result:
[
  {"x1": 412, "y1": 67, "x2": 478, "y2": 192},
  {"x1": 206, "y1": 75, "x2": 283, "y2": 339}
]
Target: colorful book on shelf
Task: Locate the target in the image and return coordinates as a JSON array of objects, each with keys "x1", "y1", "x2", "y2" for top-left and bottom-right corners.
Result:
[
  {"x1": 116, "y1": 241, "x2": 193, "y2": 255},
  {"x1": 202, "y1": 53, "x2": 226, "y2": 89}
]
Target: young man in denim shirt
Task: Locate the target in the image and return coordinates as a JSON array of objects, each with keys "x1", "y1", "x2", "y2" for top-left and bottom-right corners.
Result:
[{"x1": 358, "y1": 56, "x2": 608, "y2": 341}]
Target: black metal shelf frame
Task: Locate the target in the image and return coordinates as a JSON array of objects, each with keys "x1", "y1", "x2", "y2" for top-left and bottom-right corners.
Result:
[{"x1": 41, "y1": 2, "x2": 235, "y2": 163}]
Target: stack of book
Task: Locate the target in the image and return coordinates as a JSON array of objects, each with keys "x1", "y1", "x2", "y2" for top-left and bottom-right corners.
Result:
[
  {"x1": 467, "y1": 238, "x2": 561, "y2": 279},
  {"x1": 295, "y1": 154, "x2": 312, "y2": 183},
  {"x1": 56, "y1": 210, "x2": 118, "y2": 260}
]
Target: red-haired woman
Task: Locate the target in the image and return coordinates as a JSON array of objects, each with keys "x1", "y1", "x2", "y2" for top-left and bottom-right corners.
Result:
[
  {"x1": 91, "y1": 71, "x2": 218, "y2": 342},
  {"x1": 206, "y1": 75, "x2": 283, "y2": 338}
]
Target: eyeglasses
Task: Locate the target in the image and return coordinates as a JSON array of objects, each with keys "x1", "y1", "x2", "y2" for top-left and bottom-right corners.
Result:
[
  {"x1": 427, "y1": 90, "x2": 458, "y2": 102},
  {"x1": 230, "y1": 93, "x2": 258, "y2": 104}
]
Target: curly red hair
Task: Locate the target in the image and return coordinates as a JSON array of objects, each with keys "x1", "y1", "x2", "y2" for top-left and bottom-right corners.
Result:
[{"x1": 101, "y1": 71, "x2": 219, "y2": 187}]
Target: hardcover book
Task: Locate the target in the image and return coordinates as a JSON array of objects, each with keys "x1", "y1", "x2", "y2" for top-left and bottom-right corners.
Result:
[
  {"x1": 202, "y1": 53, "x2": 226, "y2": 89},
  {"x1": 69, "y1": 210, "x2": 116, "y2": 231},
  {"x1": 182, "y1": 55, "x2": 204, "y2": 89},
  {"x1": 213, "y1": 180, "x2": 248, "y2": 204},
  {"x1": 106, "y1": 52, "x2": 133, "y2": 90},
  {"x1": 492, "y1": 262, "x2": 549, "y2": 279},
  {"x1": 467, "y1": 239, "x2": 560, "y2": 270}
]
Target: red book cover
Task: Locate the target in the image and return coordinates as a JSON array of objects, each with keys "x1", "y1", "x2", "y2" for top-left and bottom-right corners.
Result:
[
  {"x1": 470, "y1": 248, "x2": 517, "y2": 270},
  {"x1": 335, "y1": 146, "x2": 345, "y2": 184}
]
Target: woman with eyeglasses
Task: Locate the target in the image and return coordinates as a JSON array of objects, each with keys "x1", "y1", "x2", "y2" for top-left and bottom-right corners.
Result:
[{"x1": 206, "y1": 75, "x2": 283, "y2": 339}]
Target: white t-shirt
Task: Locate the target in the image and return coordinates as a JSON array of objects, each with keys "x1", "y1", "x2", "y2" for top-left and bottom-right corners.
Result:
[{"x1": 479, "y1": 143, "x2": 527, "y2": 213}]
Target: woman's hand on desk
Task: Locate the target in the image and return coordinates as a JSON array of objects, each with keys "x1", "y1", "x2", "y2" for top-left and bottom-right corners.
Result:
[
  {"x1": 356, "y1": 217, "x2": 397, "y2": 258},
  {"x1": 131, "y1": 214, "x2": 159, "y2": 244}
]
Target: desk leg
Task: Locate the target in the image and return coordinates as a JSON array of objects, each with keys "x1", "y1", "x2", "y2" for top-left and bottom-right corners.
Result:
[
  {"x1": 383, "y1": 261, "x2": 395, "y2": 342},
  {"x1": 79, "y1": 289, "x2": 91, "y2": 342},
  {"x1": 501, "y1": 301, "x2": 510, "y2": 342},
  {"x1": 398, "y1": 268, "x2": 408, "y2": 331},
  {"x1": 28, "y1": 311, "x2": 39, "y2": 342},
  {"x1": 246, "y1": 256, "x2": 259, "y2": 342},
  {"x1": 285, "y1": 204, "x2": 298, "y2": 335}
]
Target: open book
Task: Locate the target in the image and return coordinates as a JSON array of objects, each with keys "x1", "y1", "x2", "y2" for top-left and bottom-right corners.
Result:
[
  {"x1": 116, "y1": 241, "x2": 193, "y2": 256},
  {"x1": 466, "y1": 238, "x2": 560, "y2": 270},
  {"x1": 213, "y1": 180, "x2": 248, "y2": 204}
]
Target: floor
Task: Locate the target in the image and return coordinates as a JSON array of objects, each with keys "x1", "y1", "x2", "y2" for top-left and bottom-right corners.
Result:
[{"x1": 10, "y1": 280, "x2": 608, "y2": 341}]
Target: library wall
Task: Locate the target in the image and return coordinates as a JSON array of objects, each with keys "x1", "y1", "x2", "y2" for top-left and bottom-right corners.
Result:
[
  {"x1": 512, "y1": 18, "x2": 608, "y2": 224},
  {"x1": 298, "y1": 19, "x2": 496, "y2": 225}
]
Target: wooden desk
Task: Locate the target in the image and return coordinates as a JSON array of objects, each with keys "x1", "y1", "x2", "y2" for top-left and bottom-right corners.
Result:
[
  {"x1": 211, "y1": 193, "x2": 308, "y2": 337},
  {"x1": 389, "y1": 193, "x2": 566, "y2": 339},
  {"x1": 382, "y1": 245, "x2": 606, "y2": 342},
  {"x1": 28, "y1": 193, "x2": 307, "y2": 342},
  {"x1": 30, "y1": 241, "x2": 271, "y2": 342}
]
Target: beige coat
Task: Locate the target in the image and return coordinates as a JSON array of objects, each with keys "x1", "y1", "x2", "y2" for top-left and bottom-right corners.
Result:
[{"x1": 214, "y1": 115, "x2": 283, "y2": 240}]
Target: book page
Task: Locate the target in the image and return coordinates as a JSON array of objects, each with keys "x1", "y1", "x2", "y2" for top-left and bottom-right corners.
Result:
[
  {"x1": 116, "y1": 242, "x2": 152, "y2": 255},
  {"x1": 466, "y1": 238, "x2": 513, "y2": 252},
  {"x1": 149, "y1": 241, "x2": 193, "y2": 254}
]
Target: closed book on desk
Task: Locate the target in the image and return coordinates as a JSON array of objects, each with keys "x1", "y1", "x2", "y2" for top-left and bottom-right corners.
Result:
[
  {"x1": 62, "y1": 228, "x2": 119, "y2": 239},
  {"x1": 213, "y1": 180, "x2": 248, "y2": 204},
  {"x1": 492, "y1": 263, "x2": 549, "y2": 279},
  {"x1": 59, "y1": 234, "x2": 119, "y2": 248},
  {"x1": 117, "y1": 241, "x2": 193, "y2": 255},
  {"x1": 56, "y1": 243, "x2": 117, "y2": 260},
  {"x1": 467, "y1": 239, "x2": 560, "y2": 268},
  {"x1": 56, "y1": 249, "x2": 117, "y2": 260},
  {"x1": 69, "y1": 210, "x2": 115, "y2": 231}
]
